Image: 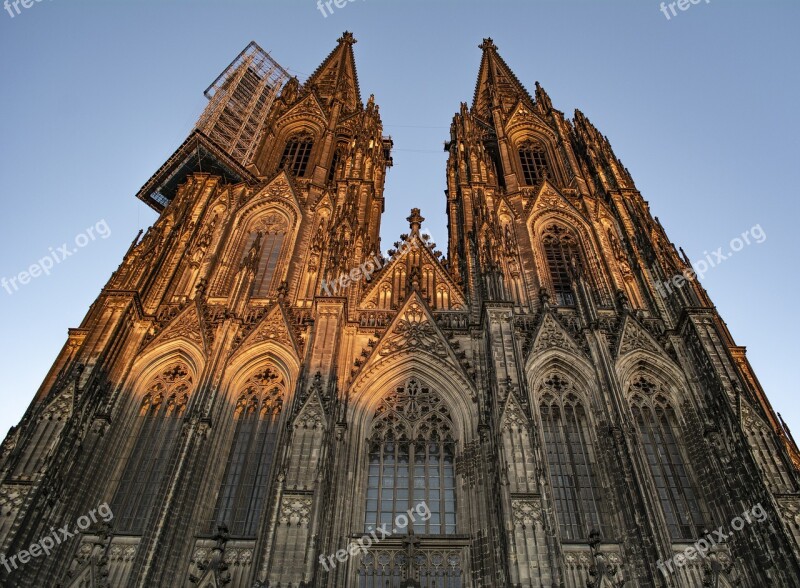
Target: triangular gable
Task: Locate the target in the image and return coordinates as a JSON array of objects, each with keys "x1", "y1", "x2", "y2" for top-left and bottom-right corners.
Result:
[
  {"x1": 525, "y1": 180, "x2": 578, "y2": 217},
  {"x1": 496, "y1": 196, "x2": 518, "y2": 222},
  {"x1": 500, "y1": 393, "x2": 528, "y2": 431},
  {"x1": 230, "y1": 303, "x2": 301, "y2": 362},
  {"x1": 353, "y1": 293, "x2": 471, "y2": 388},
  {"x1": 505, "y1": 101, "x2": 553, "y2": 134},
  {"x1": 41, "y1": 382, "x2": 75, "y2": 421},
  {"x1": 311, "y1": 191, "x2": 335, "y2": 215},
  {"x1": 144, "y1": 302, "x2": 207, "y2": 353},
  {"x1": 253, "y1": 170, "x2": 303, "y2": 214},
  {"x1": 530, "y1": 312, "x2": 584, "y2": 357},
  {"x1": 616, "y1": 315, "x2": 665, "y2": 358},
  {"x1": 293, "y1": 388, "x2": 327, "y2": 430},
  {"x1": 282, "y1": 91, "x2": 329, "y2": 124},
  {"x1": 359, "y1": 238, "x2": 467, "y2": 311}
]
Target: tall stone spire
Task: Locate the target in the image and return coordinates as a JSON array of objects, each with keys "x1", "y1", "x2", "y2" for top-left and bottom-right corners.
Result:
[
  {"x1": 305, "y1": 30, "x2": 362, "y2": 113},
  {"x1": 472, "y1": 37, "x2": 535, "y2": 118}
]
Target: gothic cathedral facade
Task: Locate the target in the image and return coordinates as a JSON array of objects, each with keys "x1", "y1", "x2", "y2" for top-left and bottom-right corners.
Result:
[{"x1": 2, "y1": 32, "x2": 800, "y2": 588}]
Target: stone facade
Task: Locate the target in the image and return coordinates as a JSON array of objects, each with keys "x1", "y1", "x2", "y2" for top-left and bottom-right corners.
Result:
[{"x1": 1, "y1": 32, "x2": 799, "y2": 587}]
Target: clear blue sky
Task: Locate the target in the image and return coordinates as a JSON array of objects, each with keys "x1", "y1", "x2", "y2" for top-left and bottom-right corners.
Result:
[{"x1": 1, "y1": 0, "x2": 798, "y2": 440}]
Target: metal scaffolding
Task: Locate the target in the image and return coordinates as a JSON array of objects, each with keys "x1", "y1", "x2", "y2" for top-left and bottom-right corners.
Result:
[{"x1": 196, "y1": 41, "x2": 291, "y2": 167}]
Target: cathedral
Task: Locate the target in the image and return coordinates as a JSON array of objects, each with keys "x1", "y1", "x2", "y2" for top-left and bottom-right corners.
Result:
[{"x1": 2, "y1": 32, "x2": 800, "y2": 587}]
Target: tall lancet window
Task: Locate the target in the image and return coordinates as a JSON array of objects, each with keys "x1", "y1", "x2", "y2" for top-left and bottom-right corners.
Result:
[
  {"x1": 538, "y1": 374, "x2": 603, "y2": 541},
  {"x1": 113, "y1": 362, "x2": 193, "y2": 534},
  {"x1": 542, "y1": 224, "x2": 579, "y2": 306},
  {"x1": 211, "y1": 367, "x2": 284, "y2": 536},
  {"x1": 279, "y1": 134, "x2": 314, "y2": 177},
  {"x1": 518, "y1": 140, "x2": 550, "y2": 185},
  {"x1": 630, "y1": 376, "x2": 703, "y2": 540},
  {"x1": 364, "y1": 378, "x2": 457, "y2": 536},
  {"x1": 245, "y1": 213, "x2": 289, "y2": 298}
]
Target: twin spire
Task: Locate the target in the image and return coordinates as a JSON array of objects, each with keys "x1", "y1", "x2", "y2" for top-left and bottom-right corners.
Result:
[{"x1": 304, "y1": 32, "x2": 544, "y2": 120}]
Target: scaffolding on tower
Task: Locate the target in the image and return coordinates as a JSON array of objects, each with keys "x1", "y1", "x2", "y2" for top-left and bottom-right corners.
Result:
[{"x1": 196, "y1": 41, "x2": 291, "y2": 168}]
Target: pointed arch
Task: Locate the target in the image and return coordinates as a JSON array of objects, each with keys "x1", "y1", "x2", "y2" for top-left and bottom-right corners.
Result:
[
  {"x1": 525, "y1": 346, "x2": 597, "y2": 397},
  {"x1": 111, "y1": 357, "x2": 197, "y2": 535},
  {"x1": 198, "y1": 345, "x2": 299, "y2": 539},
  {"x1": 528, "y1": 204, "x2": 614, "y2": 306},
  {"x1": 225, "y1": 337, "x2": 301, "y2": 390},
  {"x1": 210, "y1": 364, "x2": 287, "y2": 537},
  {"x1": 349, "y1": 353, "x2": 477, "y2": 445},
  {"x1": 621, "y1": 367, "x2": 704, "y2": 541},
  {"x1": 127, "y1": 340, "x2": 206, "y2": 405},
  {"x1": 528, "y1": 360, "x2": 605, "y2": 542},
  {"x1": 517, "y1": 138, "x2": 551, "y2": 186},
  {"x1": 364, "y1": 377, "x2": 458, "y2": 536},
  {"x1": 616, "y1": 351, "x2": 689, "y2": 410},
  {"x1": 211, "y1": 203, "x2": 298, "y2": 298}
]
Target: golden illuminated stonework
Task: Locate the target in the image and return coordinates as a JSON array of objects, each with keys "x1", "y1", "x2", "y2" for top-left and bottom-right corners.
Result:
[{"x1": 2, "y1": 33, "x2": 798, "y2": 588}]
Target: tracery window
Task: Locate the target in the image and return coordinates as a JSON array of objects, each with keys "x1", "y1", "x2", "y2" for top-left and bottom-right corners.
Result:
[
  {"x1": 630, "y1": 377, "x2": 703, "y2": 541},
  {"x1": 279, "y1": 134, "x2": 313, "y2": 177},
  {"x1": 519, "y1": 140, "x2": 550, "y2": 185},
  {"x1": 211, "y1": 367, "x2": 285, "y2": 537},
  {"x1": 243, "y1": 213, "x2": 290, "y2": 298},
  {"x1": 538, "y1": 374, "x2": 603, "y2": 541},
  {"x1": 364, "y1": 379, "x2": 457, "y2": 536},
  {"x1": 113, "y1": 362, "x2": 193, "y2": 534},
  {"x1": 542, "y1": 224, "x2": 579, "y2": 306}
]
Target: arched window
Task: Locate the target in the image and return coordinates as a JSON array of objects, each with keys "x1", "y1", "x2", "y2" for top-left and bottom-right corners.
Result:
[
  {"x1": 518, "y1": 140, "x2": 550, "y2": 185},
  {"x1": 245, "y1": 213, "x2": 290, "y2": 298},
  {"x1": 327, "y1": 143, "x2": 346, "y2": 185},
  {"x1": 113, "y1": 362, "x2": 193, "y2": 534},
  {"x1": 211, "y1": 212, "x2": 290, "y2": 298},
  {"x1": 211, "y1": 367, "x2": 284, "y2": 537},
  {"x1": 379, "y1": 285, "x2": 392, "y2": 310},
  {"x1": 279, "y1": 134, "x2": 314, "y2": 177},
  {"x1": 630, "y1": 377, "x2": 702, "y2": 541},
  {"x1": 365, "y1": 378, "x2": 456, "y2": 536},
  {"x1": 538, "y1": 374, "x2": 603, "y2": 541},
  {"x1": 542, "y1": 224, "x2": 579, "y2": 306}
]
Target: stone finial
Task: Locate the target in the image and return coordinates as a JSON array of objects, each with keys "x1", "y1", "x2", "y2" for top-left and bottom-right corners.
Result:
[
  {"x1": 338, "y1": 31, "x2": 357, "y2": 45},
  {"x1": 479, "y1": 38, "x2": 497, "y2": 51},
  {"x1": 407, "y1": 208, "x2": 424, "y2": 236}
]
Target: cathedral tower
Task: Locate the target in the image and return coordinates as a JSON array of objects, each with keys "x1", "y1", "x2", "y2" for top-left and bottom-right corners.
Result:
[{"x1": 1, "y1": 34, "x2": 799, "y2": 588}]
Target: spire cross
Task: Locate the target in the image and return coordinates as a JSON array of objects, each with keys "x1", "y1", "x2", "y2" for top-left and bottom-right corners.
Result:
[{"x1": 479, "y1": 37, "x2": 497, "y2": 51}]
